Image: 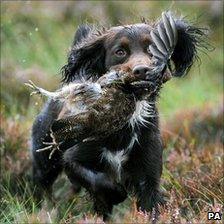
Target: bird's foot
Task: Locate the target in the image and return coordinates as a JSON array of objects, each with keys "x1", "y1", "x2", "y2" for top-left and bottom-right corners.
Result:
[
  {"x1": 36, "y1": 130, "x2": 62, "y2": 159},
  {"x1": 24, "y1": 80, "x2": 43, "y2": 96}
]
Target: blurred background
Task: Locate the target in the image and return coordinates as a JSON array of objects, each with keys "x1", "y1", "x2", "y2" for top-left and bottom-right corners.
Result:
[{"x1": 1, "y1": 1, "x2": 223, "y2": 223}]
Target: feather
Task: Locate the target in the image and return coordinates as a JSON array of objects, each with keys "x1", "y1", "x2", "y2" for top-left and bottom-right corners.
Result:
[
  {"x1": 162, "y1": 12, "x2": 174, "y2": 48},
  {"x1": 151, "y1": 30, "x2": 168, "y2": 55},
  {"x1": 158, "y1": 24, "x2": 170, "y2": 51},
  {"x1": 149, "y1": 45, "x2": 165, "y2": 61},
  {"x1": 168, "y1": 12, "x2": 178, "y2": 46}
]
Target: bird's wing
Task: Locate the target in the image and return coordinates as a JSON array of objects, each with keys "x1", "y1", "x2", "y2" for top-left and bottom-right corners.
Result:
[{"x1": 149, "y1": 11, "x2": 177, "y2": 74}]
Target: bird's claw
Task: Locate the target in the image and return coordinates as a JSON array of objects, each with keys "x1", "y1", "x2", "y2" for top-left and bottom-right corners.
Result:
[
  {"x1": 36, "y1": 130, "x2": 62, "y2": 159},
  {"x1": 24, "y1": 80, "x2": 42, "y2": 96}
]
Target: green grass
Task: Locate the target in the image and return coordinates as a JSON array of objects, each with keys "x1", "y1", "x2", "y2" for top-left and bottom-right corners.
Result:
[
  {"x1": 159, "y1": 47, "x2": 223, "y2": 117},
  {"x1": 1, "y1": 8, "x2": 72, "y2": 75},
  {"x1": 1, "y1": 2, "x2": 223, "y2": 118}
]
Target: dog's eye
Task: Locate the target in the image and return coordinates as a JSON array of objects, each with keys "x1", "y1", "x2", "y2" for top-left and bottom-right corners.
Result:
[{"x1": 115, "y1": 49, "x2": 126, "y2": 57}]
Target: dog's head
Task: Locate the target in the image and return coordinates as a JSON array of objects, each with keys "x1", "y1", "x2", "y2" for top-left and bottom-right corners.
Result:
[{"x1": 61, "y1": 12, "x2": 208, "y2": 84}]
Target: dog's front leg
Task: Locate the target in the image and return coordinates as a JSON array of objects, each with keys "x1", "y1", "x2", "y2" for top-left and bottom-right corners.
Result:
[
  {"x1": 63, "y1": 144, "x2": 127, "y2": 219},
  {"x1": 136, "y1": 176, "x2": 165, "y2": 218},
  {"x1": 127, "y1": 120, "x2": 165, "y2": 220}
]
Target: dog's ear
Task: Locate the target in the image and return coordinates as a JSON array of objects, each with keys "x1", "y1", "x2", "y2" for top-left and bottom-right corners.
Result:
[
  {"x1": 61, "y1": 25, "x2": 107, "y2": 83},
  {"x1": 171, "y1": 18, "x2": 208, "y2": 77},
  {"x1": 72, "y1": 24, "x2": 93, "y2": 45}
]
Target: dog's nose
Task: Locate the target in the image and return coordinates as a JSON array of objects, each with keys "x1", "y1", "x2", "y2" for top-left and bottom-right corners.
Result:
[{"x1": 132, "y1": 65, "x2": 151, "y2": 78}]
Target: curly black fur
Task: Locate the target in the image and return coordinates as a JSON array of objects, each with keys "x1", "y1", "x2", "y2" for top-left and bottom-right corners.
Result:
[
  {"x1": 61, "y1": 25, "x2": 107, "y2": 83},
  {"x1": 171, "y1": 19, "x2": 209, "y2": 76}
]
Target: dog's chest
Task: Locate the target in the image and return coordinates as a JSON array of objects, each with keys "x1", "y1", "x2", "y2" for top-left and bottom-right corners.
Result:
[
  {"x1": 129, "y1": 100, "x2": 154, "y2": 128},
  {"x1": 101, "y1": 133, "x2": 138, "y2": 181},
  {"x1": 101, "y1": 100, "x2": 154, "y2": 181}
]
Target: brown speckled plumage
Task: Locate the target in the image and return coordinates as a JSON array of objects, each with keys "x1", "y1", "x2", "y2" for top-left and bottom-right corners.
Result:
[
  {"x1": 26, "y1": 70, "x2": 153, "y2": 145},
  {"x1": 52, "y1": 85, "x2": 136, "y2": 142}
]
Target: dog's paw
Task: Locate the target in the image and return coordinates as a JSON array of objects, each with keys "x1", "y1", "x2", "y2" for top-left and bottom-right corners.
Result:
[
  {"x1": 94, "y1": 176, "x2": 127, "y2": 205},
  {"x1": 97, "y1": 183, "x2": 127, "y2": 205},
  {"x1": 110, "y1": 183, "x2": 127, "y2": 205}
]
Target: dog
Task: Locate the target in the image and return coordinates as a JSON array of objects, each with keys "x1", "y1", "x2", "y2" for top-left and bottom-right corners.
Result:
[{"x1": 30, "y1": 11, "x2": 207, "y2": 220}]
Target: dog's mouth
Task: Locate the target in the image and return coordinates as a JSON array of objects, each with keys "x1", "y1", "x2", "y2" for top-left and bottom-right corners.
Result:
[
  {"x1": 130, "y1": 80, "x2": 155, "y2": 89},
  {"x1": 128, "y1": 80, "x2": 159, "y2": 96},
  {"x1": 129, "y1": 66, "x2": 171, "y2": 92}
]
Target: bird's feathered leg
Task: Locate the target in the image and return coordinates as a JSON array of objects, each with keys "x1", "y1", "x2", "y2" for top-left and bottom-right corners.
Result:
[
  {"x1": 25, "y1": 80, "x2": 61, "y2": 98},
  {"x1": 25, "y1": 80, "x2": 87, "y2": 101}
]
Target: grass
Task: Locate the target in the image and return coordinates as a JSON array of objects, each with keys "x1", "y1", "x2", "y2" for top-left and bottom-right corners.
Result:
[
  {"x1": 1, "y1": 1, "x2": 223, "y2": 223},
  {"x1": 1, "y1": 103, "x2": 223, "y2": 223}
]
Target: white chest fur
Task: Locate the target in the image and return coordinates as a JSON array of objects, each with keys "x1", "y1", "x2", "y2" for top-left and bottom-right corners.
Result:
[
  {"x1": 101, "y1": 100, "x2": 155, "y2": 181},
  {"x1": 129, "y1": 100, "x2": 155, "y2": 129},
  {"x1": 101, "y1": 133, "x2": 139, "y2": 181}
]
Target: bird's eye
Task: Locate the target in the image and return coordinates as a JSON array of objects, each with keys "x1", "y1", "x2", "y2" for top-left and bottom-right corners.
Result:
[{"x1": 115, "y1": 49, "x2": 126, "y2": 57}]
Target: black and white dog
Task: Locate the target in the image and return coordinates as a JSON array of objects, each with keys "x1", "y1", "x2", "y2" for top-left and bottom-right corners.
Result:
[{"x1": 31, "y1": 12, "x2": 207, "y2": 219}]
